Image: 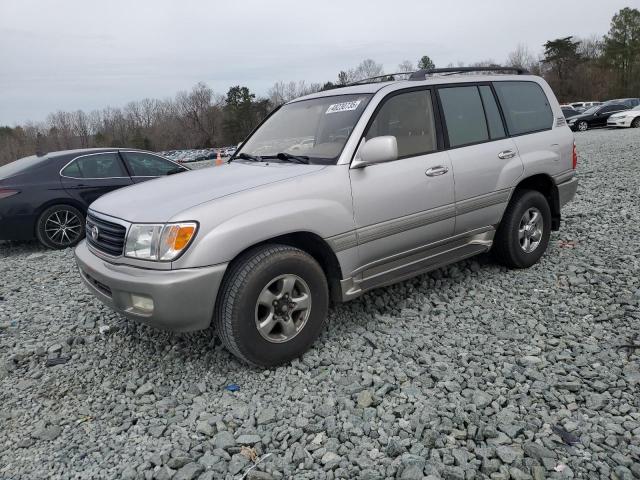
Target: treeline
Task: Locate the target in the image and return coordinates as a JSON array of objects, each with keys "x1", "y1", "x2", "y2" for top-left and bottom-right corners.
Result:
[{"x1": 1, "y1": 7, "x2": 638, "y2": 166}]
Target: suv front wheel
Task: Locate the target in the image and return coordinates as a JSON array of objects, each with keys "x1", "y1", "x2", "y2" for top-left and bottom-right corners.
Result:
[
  {"x1": 214, "y1": 244, "x2": 329, "y2": 367},
  {"x1": 493, "y1": 190, "x2": 551, "y2": 269}
]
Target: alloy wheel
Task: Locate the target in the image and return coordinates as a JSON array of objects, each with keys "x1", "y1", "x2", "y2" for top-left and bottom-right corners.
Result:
[
  {"x1": 44, "y1": 209, "x2": 82, "y2": 246},
  {"x1": 254, "y1": 274, "x2": 312, "y2": 343},
  {"x1": 518, "y1": 207, "x2": 543, "y2": 253},
  {"x1": 578, "y1": 121, "x2": 588, "y2": 132}
]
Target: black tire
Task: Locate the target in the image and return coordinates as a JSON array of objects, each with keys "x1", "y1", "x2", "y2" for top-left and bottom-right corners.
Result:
[
  {"x1": 577, "y1": 121, "x2": 588, "y2": 132},
  {"x1": 214, "y1": 244, "x2": 329, "y2": 367},
  {"x1": 631, "y1": 117, "x2": 640, "y2": 128},
  {"x1": 35, "y1": 204, "x2": 85, "y2": 249},
  {"x1": 493, "y1": 190, "x2": 551, "y2": 269}
]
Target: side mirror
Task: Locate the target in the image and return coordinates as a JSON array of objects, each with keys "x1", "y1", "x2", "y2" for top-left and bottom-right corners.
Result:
[{"x1": 352, "y1": 136, "x2": 398, "y2": 168}]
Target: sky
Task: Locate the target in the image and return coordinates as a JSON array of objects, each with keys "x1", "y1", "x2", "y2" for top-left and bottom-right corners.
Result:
[{"x1": 0, "y1": 0, "x2": 632, "y2": 125}]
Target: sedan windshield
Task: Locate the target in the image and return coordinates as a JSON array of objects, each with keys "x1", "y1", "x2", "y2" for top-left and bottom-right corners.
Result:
[
  {"x1": 582, "y1": 106, "x2": 599, "y2": 115},
  {"x1": 237, "y1": 94, "x2": 372, "y2": 164}
]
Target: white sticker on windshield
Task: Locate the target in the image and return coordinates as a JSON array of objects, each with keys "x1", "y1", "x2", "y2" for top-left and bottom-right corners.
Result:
[{"x1": 326, "y1": 100, "x2": 362, "y2": 114}]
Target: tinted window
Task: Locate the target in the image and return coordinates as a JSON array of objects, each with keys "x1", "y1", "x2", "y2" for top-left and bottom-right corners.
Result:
[
  {"x1": 479, "y1": 86, "x2": 506, "y2": 139},
  {"x1": 600, "y1": 104, "x2": 626, "y2": 113},
  {"x1": 122, "y1": 152, "x2": 183, "y2": 176},
  {"x1": 0, "y1": 155, "x2": 45, "y2": 179},
  {"x1": 439, "y1": 86, "x2": 489, "y2": 147},
  {"x1": 494, "y1": 81, "x2": 553, "y2": 135},
  {"x1": 365, "y1": 90, "x2": 437, "y2": 157},
  {"x1": 61, "y1": 153, "x2": 126, "y2": 178}
]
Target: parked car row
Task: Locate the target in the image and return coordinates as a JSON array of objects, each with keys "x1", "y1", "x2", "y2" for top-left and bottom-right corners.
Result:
[
  {"x1": 159, "y1": 146, "x2": 238, "y2": 163},
  {"x1": 159, "y1": 149, "x2": 217, "y2": 163},
  {"x1": 560, "y1": 97, "x2": 640, "y2": 131}
]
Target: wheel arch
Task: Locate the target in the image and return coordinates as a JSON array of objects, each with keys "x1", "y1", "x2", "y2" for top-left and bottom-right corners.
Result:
[
  {"x1": 222, "y1": 231, "x2": 344, "y2": 304},
  {"x1": 512, "y1": 174, "x2": 560, "y2": 230}
]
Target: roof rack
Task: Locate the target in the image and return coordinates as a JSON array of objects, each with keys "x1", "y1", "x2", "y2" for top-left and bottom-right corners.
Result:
[
  {"x1": 409, "y1": 66, "x2": 529, "y2": 80},
  {"x1": 346, "y1": 72, "x2": 413, "y2": 86}
]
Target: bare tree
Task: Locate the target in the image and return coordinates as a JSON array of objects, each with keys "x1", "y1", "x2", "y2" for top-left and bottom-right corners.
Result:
[
  {"x1": 506, "y1": 43, "x2": 537, "y2": 70},
  {"x1": 398, "y1": 60, "x2": 415, "y2": 73}
]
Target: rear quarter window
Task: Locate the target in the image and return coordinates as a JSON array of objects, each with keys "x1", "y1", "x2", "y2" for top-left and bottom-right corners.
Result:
[{"x1": 493, "y1": 81, "x2": 553, "y2": 135}]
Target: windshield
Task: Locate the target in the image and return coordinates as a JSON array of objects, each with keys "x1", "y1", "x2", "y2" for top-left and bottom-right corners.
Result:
[
  {"x1": 237, "y1": 94, "x2": 372, "y2": 164},
  {"x1": 582, "y1": 106, "x2": 599, "y2": 115}
]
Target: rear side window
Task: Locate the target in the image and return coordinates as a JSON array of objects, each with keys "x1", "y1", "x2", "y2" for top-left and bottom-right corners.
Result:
[
  {"x1": 365, "y1": 90, "x2": 437, "y2": 158},
  {"x1": 493, "y1": 81, "x2": 553, "y2": 135},
  {"x1": 61, "y1": 153, "x2": 126, "y2": 178},
  {"x1": 438, "y1": 86, "x2": 489, "y2": 147}
]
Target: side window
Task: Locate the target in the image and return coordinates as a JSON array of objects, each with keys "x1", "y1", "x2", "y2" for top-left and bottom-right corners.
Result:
[
  {"x1": 479, "y1": 86, "x2": 506, "y2": 139},
  {"x1": 364, "y1": 90, "x2": 437, "y2": 158},
  {"x1": 602, "y1": 104, "x2": 624, "y2": 113},
  {"x1": 61, "y1": 153, "x2": 126, "y2": 178},
  {"x1": 122, "y1": 152, "x2": 183, "y2": 176},
  {"x1": 493, "y1": 81, "x2": 553, "y2": 135},
  {"x1": 438, "y1": 86, "x2": 489, "y2": 147}
]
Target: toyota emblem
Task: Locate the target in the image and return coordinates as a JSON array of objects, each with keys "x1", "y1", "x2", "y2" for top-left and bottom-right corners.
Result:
[{"x1": 91, "y1": 225, "x2": 99, "y2": 241}]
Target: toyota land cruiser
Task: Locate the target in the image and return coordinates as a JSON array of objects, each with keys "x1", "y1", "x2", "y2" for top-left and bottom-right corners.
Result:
[{"x1": 75, "y1": 67, "x2": 578, "y2": 366}]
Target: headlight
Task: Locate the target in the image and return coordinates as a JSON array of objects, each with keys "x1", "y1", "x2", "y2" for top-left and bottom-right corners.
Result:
[{"x1": 125, "y1": 222, "x2": 197, "y2": 261}]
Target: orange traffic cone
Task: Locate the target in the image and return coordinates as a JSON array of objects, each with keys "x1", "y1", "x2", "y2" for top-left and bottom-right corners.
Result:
[{"x1": 215, "y1": 151, "x2": 223, "y2": 166}]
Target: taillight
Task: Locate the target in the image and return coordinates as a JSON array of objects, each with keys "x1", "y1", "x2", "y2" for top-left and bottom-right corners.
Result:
[
  {"x1": 0, "y1": 189, "x2": 19, "y2": 200},
  {"x1": 572, "y1": 143, "x2": 578, "y2": 170}
]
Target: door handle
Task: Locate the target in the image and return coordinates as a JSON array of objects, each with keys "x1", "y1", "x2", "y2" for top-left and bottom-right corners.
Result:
[
  {"x1": 498, "y1": 150, "x2": 516, "y2": 160},
  {"x1": 425, "y1": 166, "x2": 449, "y2": 177}
]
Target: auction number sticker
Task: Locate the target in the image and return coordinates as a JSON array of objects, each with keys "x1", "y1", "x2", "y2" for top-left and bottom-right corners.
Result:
[{"x1": 326, "y1": 100, "x2": 362, "y2": 114}]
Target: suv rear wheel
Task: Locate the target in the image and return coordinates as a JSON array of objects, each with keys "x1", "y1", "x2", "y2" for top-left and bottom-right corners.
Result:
[
  {"x1": 493, "y1": 190, "x2": 551, "y2": 269},
  {"x1": 214, "y1": 244, "x2": 329, "y2": 367}
]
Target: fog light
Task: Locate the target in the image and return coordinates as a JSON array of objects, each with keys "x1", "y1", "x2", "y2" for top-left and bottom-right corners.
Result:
[{"x1": 131, "y1": 294, "x2": 154, "y2": 313}]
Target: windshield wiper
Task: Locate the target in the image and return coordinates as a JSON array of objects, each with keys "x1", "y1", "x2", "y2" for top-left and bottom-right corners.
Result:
[
  {"x1": 263, "y1": 152, "x2": 309, "y2": 164},
  {"x1": 229, "y1": 152, "x2": 261, "y2": 163},
  {"x1": 230, "y1": 152, "x2": 310, "y2": 164}
]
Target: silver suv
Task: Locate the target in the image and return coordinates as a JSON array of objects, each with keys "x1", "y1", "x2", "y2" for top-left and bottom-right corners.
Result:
[{"x1": 75, "y1": 67, "x2": 578, "y2": 366}]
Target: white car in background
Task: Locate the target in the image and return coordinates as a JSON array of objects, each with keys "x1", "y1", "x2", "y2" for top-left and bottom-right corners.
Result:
[{"x1": 607, "y1": 105, "x2": 640, "y2": 128}]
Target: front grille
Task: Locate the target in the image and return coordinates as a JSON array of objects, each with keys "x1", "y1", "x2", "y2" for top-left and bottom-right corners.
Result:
[{"x1": 86, "y1": 214, "x2": 126, "y2": 256}]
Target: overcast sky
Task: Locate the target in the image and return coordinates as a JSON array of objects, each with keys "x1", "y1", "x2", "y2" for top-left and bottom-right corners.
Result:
[{"x1": 0, "y1": 0, "x2": 631, "y2": 125}]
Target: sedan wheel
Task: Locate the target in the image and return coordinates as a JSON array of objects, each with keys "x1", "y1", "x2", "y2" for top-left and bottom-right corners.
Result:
[
  {"x1": 632, "y1": 117, "x2": 640, "y2": 128},
  {"x1": 577, "y1": 121, "x2": 588, "y2": 132},
  {"x1": 36, "y1": 205, "x2": 85, "y2": 249}
]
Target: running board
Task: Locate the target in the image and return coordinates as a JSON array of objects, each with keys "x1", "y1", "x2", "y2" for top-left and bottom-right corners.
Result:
[{"x1": 340, "y1": 228, "x2": 494, "y2": 300}]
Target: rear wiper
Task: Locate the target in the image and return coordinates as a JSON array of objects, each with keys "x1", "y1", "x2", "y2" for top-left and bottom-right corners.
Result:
[
  {"x1": 229, "y1": 152, "x2": 261, "y2": 163},
  {"x1": 266, "y1": 152, "x2": 309, "y2": 164}
]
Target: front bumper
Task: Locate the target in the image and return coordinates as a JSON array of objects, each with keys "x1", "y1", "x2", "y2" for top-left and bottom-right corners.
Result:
[
  {"x1": 75, "y1": 240, "x2": 227, "y2": 331},
  {"x1": 557, "y1": 176, "x2": 578, "y2": 208}
]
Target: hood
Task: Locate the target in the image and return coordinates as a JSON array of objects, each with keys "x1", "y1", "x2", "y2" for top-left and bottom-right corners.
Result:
[
  {"x1": 90, "y1": 161, "x2": 326, "y2": 222},
  {"x1": 609, "y1": 110, "x2": 634, "y2": 119}
]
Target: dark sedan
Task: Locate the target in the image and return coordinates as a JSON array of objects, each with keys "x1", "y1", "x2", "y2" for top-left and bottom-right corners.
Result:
[
  {"x1": 567, "y1": 103, "x2": 630, "y2": 131},
  {"x1": 0, "y1": 148, "x2": 188, "y2": 248}
]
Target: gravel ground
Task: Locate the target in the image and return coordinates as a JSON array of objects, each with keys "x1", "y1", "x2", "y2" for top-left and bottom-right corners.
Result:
[{"x1": 1, "y1": 128, "x2": 639, "y2": 480}]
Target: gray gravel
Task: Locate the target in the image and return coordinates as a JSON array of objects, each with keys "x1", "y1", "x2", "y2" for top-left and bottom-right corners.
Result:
[{"x1": 1, "y1": 128, "x2": 639, "y2": 479}]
